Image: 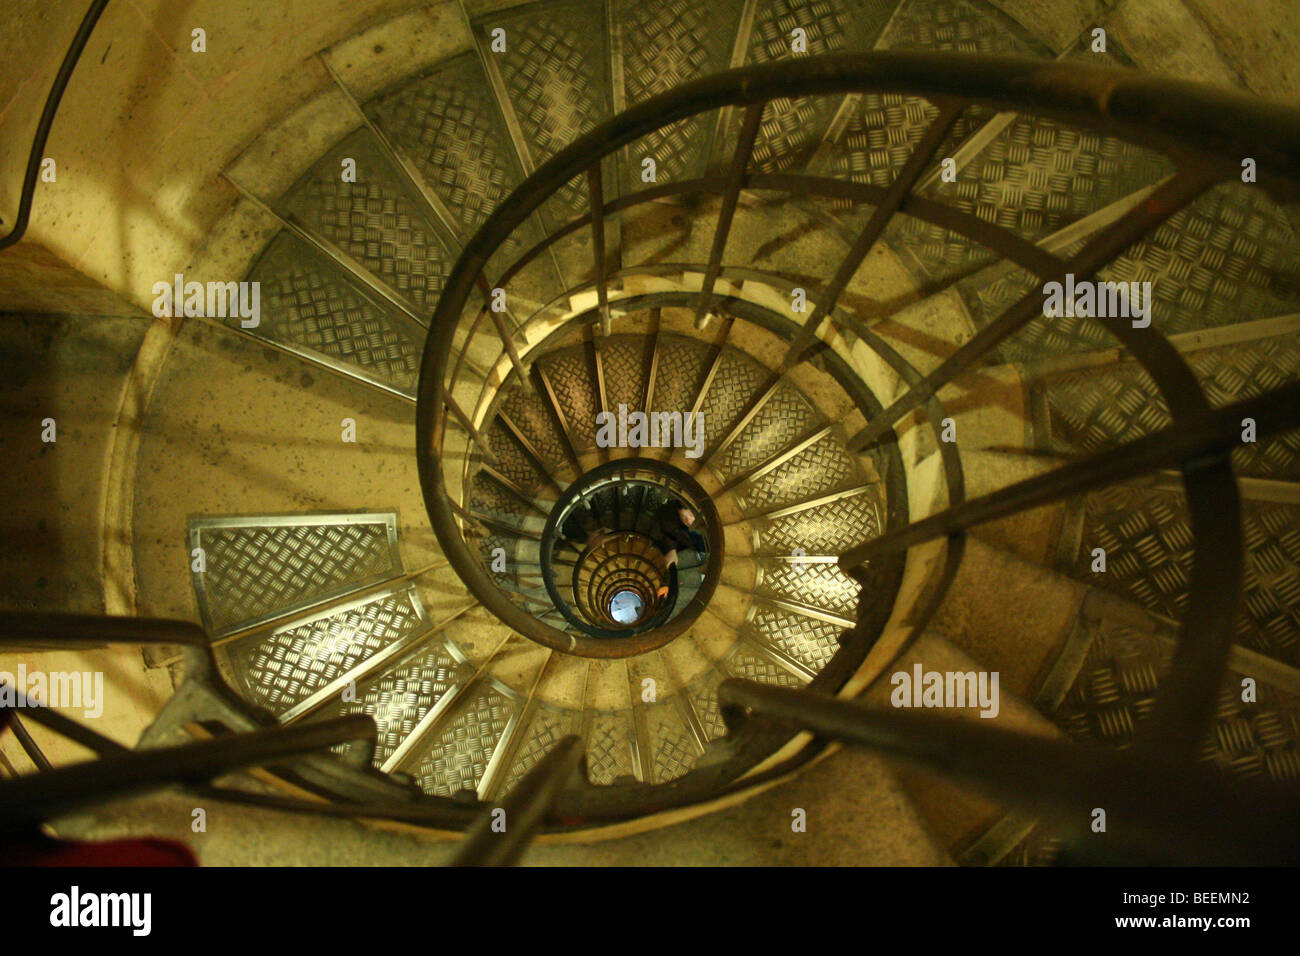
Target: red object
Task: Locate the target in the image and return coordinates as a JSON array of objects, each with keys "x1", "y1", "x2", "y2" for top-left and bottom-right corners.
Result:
[
  {"x1": 2, "y1": 836, "x2": 197, "y2": 867},
  {"x1": 0, "y1": 706, "x2": 198, "y2": 867}
]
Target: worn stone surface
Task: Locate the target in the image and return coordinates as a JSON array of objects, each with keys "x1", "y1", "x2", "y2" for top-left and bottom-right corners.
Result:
[{"x1": 52, "y1": 743, "x2": 951, "y2": 866}]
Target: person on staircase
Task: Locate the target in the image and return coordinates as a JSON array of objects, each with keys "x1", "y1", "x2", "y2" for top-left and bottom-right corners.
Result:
[
  {"x1": 653, "y1": 499, "x2": 708, "y2": 600},
  {"x1": 560, "y1": 504, "x2": 611, "y2": 552}
]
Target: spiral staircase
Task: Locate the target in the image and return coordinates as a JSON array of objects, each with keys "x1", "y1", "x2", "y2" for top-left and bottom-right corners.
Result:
[{"x1": 4, "y1": 0, "x2": 1300, "y2": 866}]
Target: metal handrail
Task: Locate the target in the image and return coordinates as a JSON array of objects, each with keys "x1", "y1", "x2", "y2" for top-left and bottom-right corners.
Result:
[
  {"x1": 414, "y1": 52, "x2": 1300, "y2": 835},
  {"x1": 535, "y1": 458, "x2": 721, "y2": 650},
  {"x1": 450, "y1": 735, "x2": 585, "y2": 867},
  {"x1": 418, "y1": 53, "x2": 1295, "y2": 655},
  {"x1": 718, "y1": 679, "x2": 1300, "y2": 865},
  {"x1": 0, "y1": 0, "x2": 109, "y2": 252}
]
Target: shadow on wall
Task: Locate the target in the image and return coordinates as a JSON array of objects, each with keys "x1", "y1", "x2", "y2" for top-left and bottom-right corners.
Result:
[{"x1": 0, "y1": 312, "x2": 147, "y2": 613}]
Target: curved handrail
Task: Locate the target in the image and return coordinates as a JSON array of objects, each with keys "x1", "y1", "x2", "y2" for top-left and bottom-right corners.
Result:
[
  {"x1": 418, "y1": 51, "x2": 1300, "y2": 765},
  {"x1": 535, "y1": 457, "x2": 721, "y2": 652}
]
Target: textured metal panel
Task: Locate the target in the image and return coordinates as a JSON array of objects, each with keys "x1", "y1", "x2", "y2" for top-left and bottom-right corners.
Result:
[
  {"x1": 687, "y1": 669, "x2": 729, "y2": 741},
  {"x1": 826, "y1": 93, "x2": 942, "y2": 189},
  {"x1": 486, "y1": 418, "x2": 548, "y2": 491},
  {"x1": 476, "y1": 531, "x2": 519, "y2": 577},
  {"x1": 469, "y1": 470, "x2": 530, "y2": 525},
  {"x1": 412, "y1": 680, "x2": 520, "y2": 797},
  {"x1": 651, "y1": 334, "x2": 712, "y2": 414},
  {"x1": 1052, "y1": 618, "x2": 1300, "y2": 779},
  {"x1": 500, "y1": 704, "x2": 579, "y2": 791},
  {"x1": 699, "y1": 349, "x2": 767, "y2": 454},
  {"x1": 245, "y1": 232, "x2": 424, "y2": 396},
  {"x1": 1075, "y1": 485, "x2": 1300, "y2": 666},
  {"x1": 499, "y1": 385, "x2": 571, "y2": 470},
  {"x1": 586, "y1": 709, "x2": 637, "y2": 784},
  {"x1": 746, "y1": 0, "x2": 897, "y2": 173},
  {"x1": 226, "y1": 587, "x2": 426, "y2": 717},
  {"x1": 189, "y1": 513, "x2": 400, "y2": 635},
  {"x1": 366, "y1": 53, "x2": 522, "y2": 241},
  {"x1": 713, "y1": 382, "x2": 822, "y2": 479},
  {"x1": 280, "y1": 128, "x2": 449, "y2": 313},
  {"x1": 617, "y1": 0, "x2": 743, "y2": 184},
  {"x1": 485, "y1": 0, "x2": 610, "y2": 218},
  {"x1": 538, "y1": 348, "x2": 600, "y2": 448},
  {"x1": 881, "y1": 0, "x2": 1047, "y2": 56},
  {"x1": 643, "y1": 696, "x2": 702, "y2": 783},
  {"x1": 1036, "y1": 362, "x2": 1168, "y2": 453},
  {"x1": 745, "y1": 603, "x2": 843, "y2": 674},
  {"x1": 598, "y1": 335, "x2": 648, "y2": 418},
  {"x1": 735, "y1": 431, "x2": 862, "y2": 512},
  {"x1": 328, "y1": 639, "x2": 467, "y2": 765},
  {"x1": 991, "y1": 183, "x2": 1300, "y2": 362},
  {"x1": 921, "y1": 115, "x2": 1173, "y2": 243},
  {"x1": 755, "y1": 488, "x2": 883, "y2": 553},
  {"x1": 756, "y1": 557, "x2": 861, "y2": 617},
  {"x1": 869, "y1": 0, "x2": 1051, "y2": 273},
  {"x1": 724, "y1": 642, "x2": 807, "y2": 687},
  {"x1": 1037, "y1": 334, "x2": 1300, "y2": 481}
]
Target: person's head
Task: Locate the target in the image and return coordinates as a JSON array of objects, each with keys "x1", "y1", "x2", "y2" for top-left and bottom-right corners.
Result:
[{"x1": 678, "y1": 506, "x2": 695, "y2": 527}]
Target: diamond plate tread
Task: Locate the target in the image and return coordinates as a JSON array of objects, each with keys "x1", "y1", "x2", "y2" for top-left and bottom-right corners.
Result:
[
  {"x1": 920, "y1": 115, "x2": 1174, "y2": 244},
  {"x1": 412, "y1": 682, "x2": 518, "y2": 796},
  {"x1": 499, "y1": 385, "x2": 572, "y2": 472},
  {"x1": 642, "y1": 696, "x2": 702, "y2": 783},
  {"x1": 586, "y1": 709, "x2": 637, "y2": 784},
  {"x1": 246, "y1": 232, "x2": 423, "y2": 394},
  {"x1": 881, "y1": 0, "x2": 1049, "y2": 56},
  {"x1": 194, "y1": 515, "x2": 398, "y2": 633},
  {"x1": 325, "y1": 639, "x2": 465, "y2": 765},
  {"x1": 712, "y1": 381, "x2": 823, "y2": 479},
  {"x1": 698, "y1": 349, "x2": 769, "y2": 455},
  {"x1": 468, "y1": 470, "x2": 530, "y2": 526},
  {"x1": 617, "y1": 0, "x2": 743, "y2": 185},
  {"x1": 745, "y1": 603, "x2": 844, "y2": 674},
  {"x1": 227, "y1": 589, "x2": 424, "y2": 717},
  {"x1": 366, "y1": 53, "x2": 523, "y2": 241},
  {"x1": 476, "y1": 532, "x2": 518, "y2": 577},
  {"x1": 280, "y1": 128, "x2": 448, "y2": 314},
  {"x1": 862, "y1": 0, "x2": 1052, "y2": 273},
  {"x1": 650, "y1": 334, "x2": 713, "y2": 414},
  {"x1": 755, "y1": 488, "x2": 883, "y2": 554},
  {"x1": 486, "y1": 418, "x2": 549, "y2": 492},
  {"x1": 885, "y1": 208, "x2": 1002, "y2": 285},
  {"x1": 1036, "y1": 333, "x2": 1300, "y2": 480},
  {"x1": 756, "y1": 557, "x2": 861, "y2": 618},
  {"x1": 500, "y1": 704, "x2": 579, "y2": 791},
  {"x1": 747, "y1": 0, "x2": 898, "y2": 173},
  {"x1": 988, "y1": 183, "x2": 1300, "y2": 363},
  {"x1": 1052, "y1": 619, "x2": 1300, "y2": 781},
  {"x1": 599, "y1": 336, "x2": 649, "y2": 417},
  {"x1": 1074, "y1": 485, "x2": 1300, "y2": 666},
  {"x1": 486, "y1": 0, "x2": 610, "y2": 219},
  {"x1": 735, "y1": 431, "x2": 864, "y2": 513},
  {"x1": 723, "y1": 641, "x2": 808, "y2": 687},
  {"x1": 685, "y1": 669, "x2": 729, "y2": 740},
  {"x1": 538, "y1": 348, "x2": 601, "y2": 449},
  {"x1": 825, "y1": 93, "x2": 946, "y2": 190}
]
